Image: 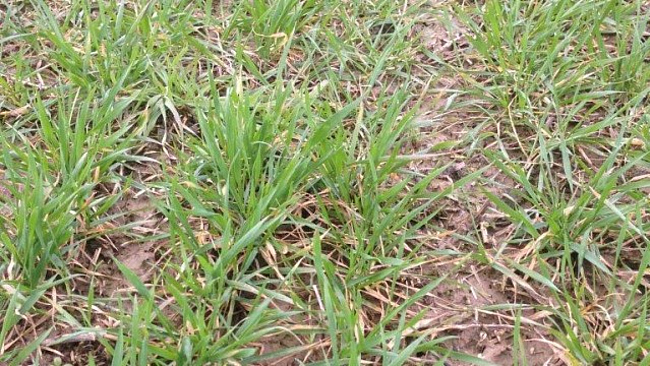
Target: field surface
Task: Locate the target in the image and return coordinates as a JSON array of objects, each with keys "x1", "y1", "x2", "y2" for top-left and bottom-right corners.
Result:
[{"x1": 1, "y1": 0, "x2": 650, "y2": 365}]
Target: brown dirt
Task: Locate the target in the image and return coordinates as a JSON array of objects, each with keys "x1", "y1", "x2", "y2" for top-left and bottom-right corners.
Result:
[
  {"x1": 401, "y1": 11, "x2": 569, "y2": 366},
  {"x1": 429, "y1": 268, "x2": 563, "y2": 365}
]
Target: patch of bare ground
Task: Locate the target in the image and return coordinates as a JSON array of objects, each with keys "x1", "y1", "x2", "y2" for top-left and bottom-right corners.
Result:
[
  {"x1": 250, "y1": 331, "x2": 327, "y2": 366},
  {"x1": 407, "y1": 0, "x2": 650, "y2": 360},
  {"x1": 399, "y1": 9, "x2": 573, "y2": 365},
  {"x1": 425, "y1": 269, "x2": 562, "y2": 365},
  {"x1": 404, "y1": 128, "x2": 565, "y2": 364}
]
